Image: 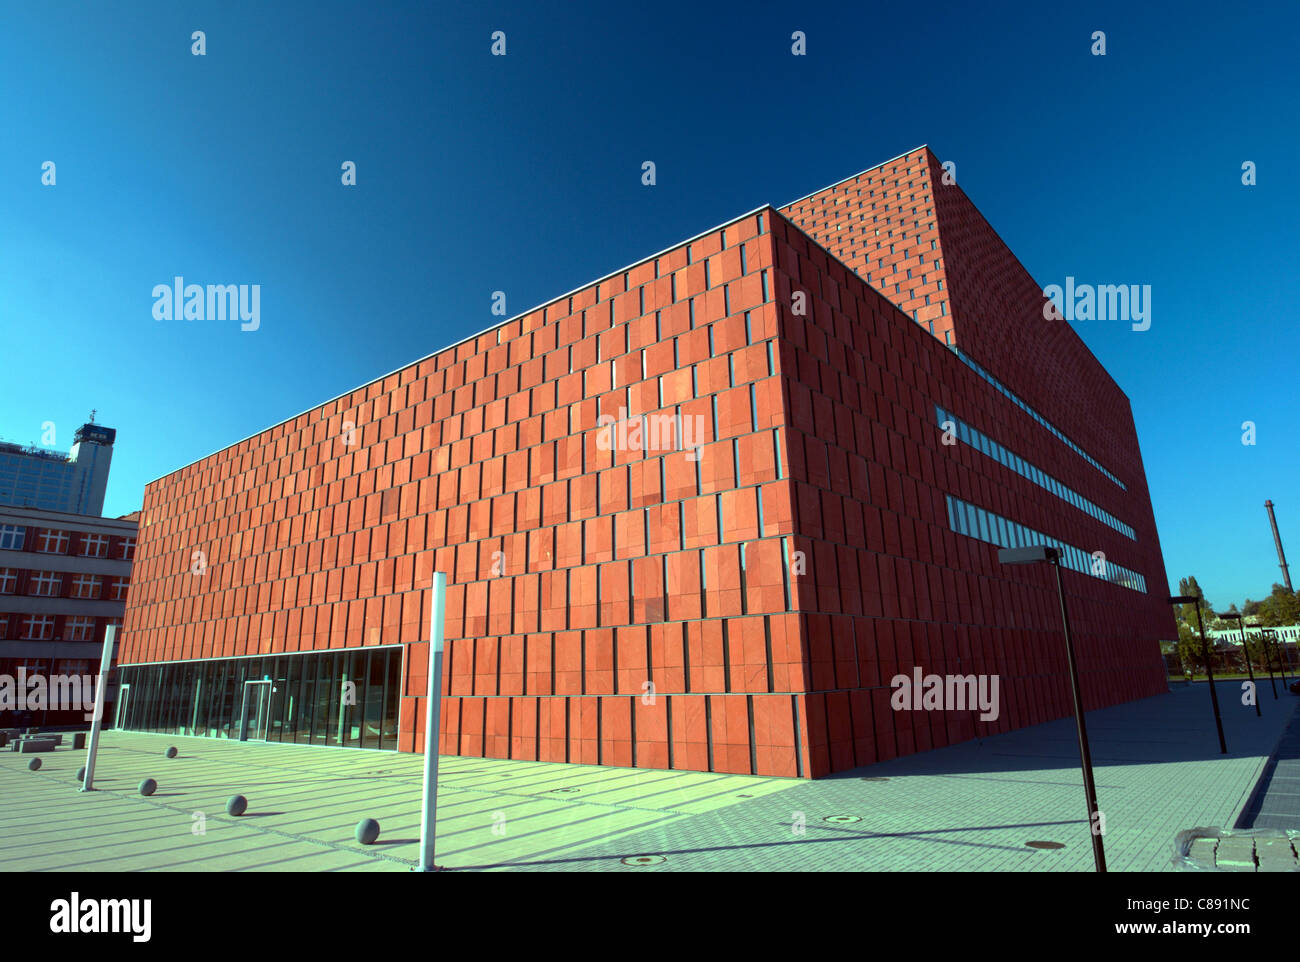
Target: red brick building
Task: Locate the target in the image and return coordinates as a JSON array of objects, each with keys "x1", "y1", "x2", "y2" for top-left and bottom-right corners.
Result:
[
  {"x1": 117, "y1": 146, "x2": 1175, "y2": 776},
  {"x1": 0, "y1": 505, "x2": 136, "y2": 726}
]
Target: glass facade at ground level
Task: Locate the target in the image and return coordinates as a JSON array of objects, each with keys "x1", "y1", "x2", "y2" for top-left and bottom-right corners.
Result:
[{"x1": 116, "y1": 647, "x2": 402, "y2": 750}]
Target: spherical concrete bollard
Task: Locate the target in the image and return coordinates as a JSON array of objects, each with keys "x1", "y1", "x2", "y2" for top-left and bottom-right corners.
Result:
[
  {"x1": 165, "y1": 746, "x2": 178, "y2": 759},
  {"x1": 76, "y1": 766, "x2": 87, "y2": 782},
  {"x1": 28, "y1": 758, "x2": 42, "y2": 771},
  {"x1": 138, "y1": 778, "x2": 157, "y2": 796},
  {"x1": 226, "y1": 794, "x2": 248, "y2": 816},
  {"x1": 355, "y1": 818, "x2": 381, "y2": 845}
]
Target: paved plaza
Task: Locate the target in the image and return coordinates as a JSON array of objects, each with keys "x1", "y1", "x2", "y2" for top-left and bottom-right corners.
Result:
[{"x1": 1, "y1": 682, "x2": 1296, "y2": 872}]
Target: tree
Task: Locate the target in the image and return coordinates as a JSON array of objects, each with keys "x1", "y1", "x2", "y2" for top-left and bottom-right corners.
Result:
[
  {"x1": 1175, "y1": 623, "x2": 1205, "y2": 672},
  {"x1": 1242, "y1": 632, "x2": 1272, "y2": 673},
  {"x1": 1217, "y1": 601, "x2": 1276, "y2": 673},
  {"x1": 1254, "y1": 584, "x2": 1300, "y2": 627},
  {"x1": 1174, "y1": 576, "x2": 1213, "y2": 631},
  {"x1": 1173, "y1": 576, "x2": 1216, "y2": 675}
]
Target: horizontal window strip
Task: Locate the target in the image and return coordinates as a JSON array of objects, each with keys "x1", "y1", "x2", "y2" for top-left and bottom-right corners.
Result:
[
  {"x1": 935, "y1": 405, "x2": 1135, "y2": 540},
  {"x1": 945, "y1": 495, "x2": 1147, "y2": 593},
  {"x1": 948, "y1": 346, "x2": 1126, "y2": 491}
]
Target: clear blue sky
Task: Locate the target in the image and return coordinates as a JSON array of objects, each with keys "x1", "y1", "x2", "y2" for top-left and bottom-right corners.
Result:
[{"x1": 2, "y1": 1, "x2": 1296, "y2": 611}]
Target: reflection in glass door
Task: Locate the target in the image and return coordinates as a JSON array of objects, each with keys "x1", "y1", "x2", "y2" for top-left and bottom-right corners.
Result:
[
  {"x1": 239, "y1": 680, "x2": 272, "y2": 741},
  {"x1": 114, "y1": 684, "x2": 131, "y2": 730}
]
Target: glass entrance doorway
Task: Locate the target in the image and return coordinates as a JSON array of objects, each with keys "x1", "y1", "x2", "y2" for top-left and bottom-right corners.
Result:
[
  {"x1": 239, "y1": 680, "x2": 271, "y2": 741},
  {"x1": 116, "y1": 647, "x2": 403, "y2": 750}
]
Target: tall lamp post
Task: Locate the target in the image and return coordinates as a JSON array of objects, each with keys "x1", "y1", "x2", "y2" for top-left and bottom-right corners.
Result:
[
  {"x1": 998, "y1": 545, "x2": 1106, "y2": 873},
  {"x1": 1261, "y1": 628, "x2": 1290, "y2": 687},
  {"x1": 1168, "y1": 595, "x2": 1227, "y2": 753},
  {"x1": 1218, "y1": 612, "x2": 1263, "y2": 713},
  {"x1": 1248, "y1": 620, "x2": 1285, "y2": 694}
]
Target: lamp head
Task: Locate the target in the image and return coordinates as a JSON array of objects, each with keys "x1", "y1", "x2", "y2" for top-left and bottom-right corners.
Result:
[{"x1": 997, "y1": 545, "x2": 1060, "y2": 566}]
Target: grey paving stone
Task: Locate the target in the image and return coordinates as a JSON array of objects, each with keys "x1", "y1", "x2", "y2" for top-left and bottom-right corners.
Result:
[{"x1": 0, "y1": 682, "x2": 1293, "y2": 872}]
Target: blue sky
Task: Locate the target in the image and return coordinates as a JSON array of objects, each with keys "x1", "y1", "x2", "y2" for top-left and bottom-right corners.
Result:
[{"x1": 1, "y1": 1, "x2": 1296, "y2": 611}]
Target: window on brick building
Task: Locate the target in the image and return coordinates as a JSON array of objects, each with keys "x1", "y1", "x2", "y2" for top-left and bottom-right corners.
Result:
[
  {"x1": 37, "y1": 529, "x2": 69, "y2": 553},
  {"x1": 119, "y1": 536, "x2": 136, "y2": 561},
  {"x1": 71, "y1": 574, "x2": 102, "y2": 599},
  {"x1": 0, "y1": 568, "x2": 17, "y2": 593},
  {"x1": 65, "y1": 616, "x2": 96, "y2": 642},
  {"x1": 0, "y1": 525, "x2": 25, "y2": 550},
  {"x1": 30, "y1": 571, "x2": 62, "y2": 596},
  {"x1": 81, "y1": 533, "x2": 109, "y2": 557},
  {"x1": 22, "y1": 615, "x2": 55, "y2": 640},
  {"x1": 109, "y1": 577, "x2": 130, "y2": 602},
  {"x1": 0, "y1": 615, "x2": 7, "y2": 640}
]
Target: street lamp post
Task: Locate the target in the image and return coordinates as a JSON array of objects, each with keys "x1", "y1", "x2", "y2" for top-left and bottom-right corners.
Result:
[
  {"x1": 1248, "y1": 621, "x2": 1285, "y2": 694},
  {"x1": 1264, "y1": 629, "x2": 1291, "y2": 687},
  {"x1": 998, "y1": 545, "x2": 1106, "y2": 873},
  {"x1": 1168, "y1": 595, "x2": 1227, "y2": 754},
  {"x1": 1219, "y1": 612, "x2": 1262, "y2": 714}
]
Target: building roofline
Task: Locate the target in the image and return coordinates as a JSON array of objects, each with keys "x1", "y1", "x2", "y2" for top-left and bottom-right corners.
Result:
[
  {"x1": 763, "y1": 205, "x2": 1134, "y2": 494},
  {"x1": 912, "y1": 151, "x2": 1134, "y2": 410},
  {"x1": 144, "y1": 203, "x2": 776, "y2": 489},
  {"x1": 778, "y1": 144, "x2": 1133, "y2": 412},
  {"x1": 0, "y1": 504, "x2": 138, "y2": 529},
  {"x1": 779, "y1": 145, "x2": 930, "y2": 210}
]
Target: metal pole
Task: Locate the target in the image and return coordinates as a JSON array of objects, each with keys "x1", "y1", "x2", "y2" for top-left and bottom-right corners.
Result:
[
  {"x1": 1193, "y1": 601, "x2": 1227, "y2": 754},
  {"x1": 1264, "y1": 500, "x2": 1293, "y2": 592},
  {"x1": 1052, "y1": 559, "x2": 1106, "y2": 872},
  {"x1": 1254, "y1": 625, "x2": 1279, "y2": 699},
  {"x1": 1232, "y1": 618, "x2": 1262, "y2": 716},
  {"x1": 419, "y1": 572, "x2": 447, "y2": 873},
  {"x1": 80, "y1": 625, "x2": 117, "y2": 792},
  {"x1": 1265, "y1": 631, "x2": 1288, "y2": 689}
]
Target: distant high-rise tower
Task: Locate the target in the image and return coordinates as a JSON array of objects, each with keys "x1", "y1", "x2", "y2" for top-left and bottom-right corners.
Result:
[{"x1": 0, "y1": 422, "x2": 116, "y2": 515}]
